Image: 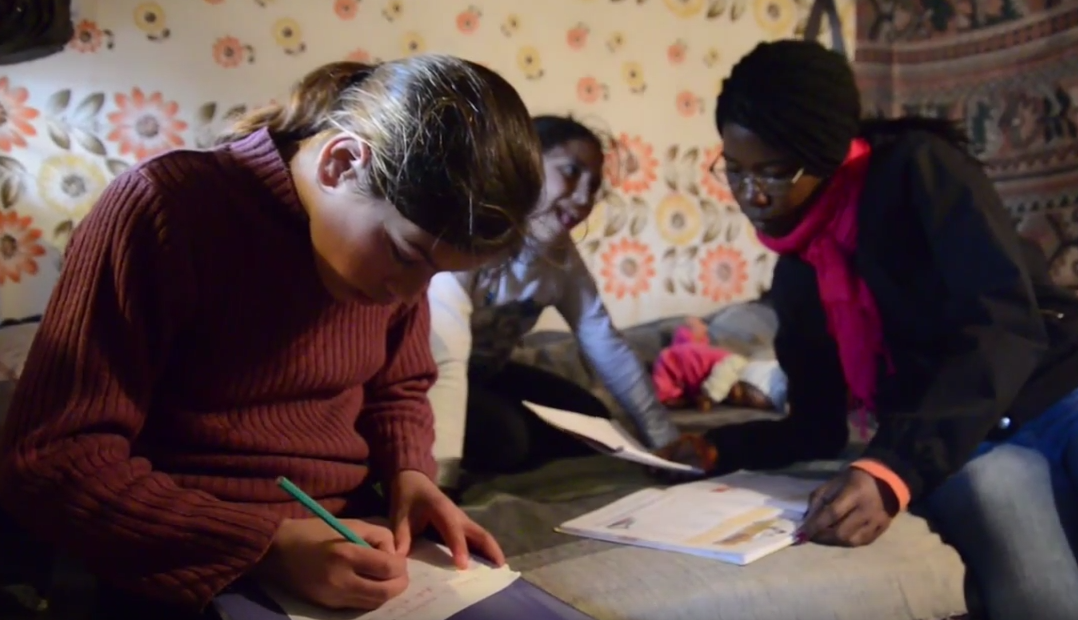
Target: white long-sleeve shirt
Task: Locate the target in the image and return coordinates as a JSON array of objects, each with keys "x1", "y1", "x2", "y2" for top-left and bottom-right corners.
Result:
[
  {"x1": 426, "y1": 273, "x2": 472, "y2": 488},
  {"x1": 426, "y1": 243, "x2": 679, "y2": 485}
]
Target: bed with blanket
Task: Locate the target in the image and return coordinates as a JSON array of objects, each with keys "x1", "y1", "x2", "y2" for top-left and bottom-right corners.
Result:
[{"x1": 467, "y1": 302, "x2": 975, "y2": 620}]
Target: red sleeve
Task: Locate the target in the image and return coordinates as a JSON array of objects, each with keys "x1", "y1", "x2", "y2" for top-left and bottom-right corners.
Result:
[
  {"x1": 0, "y1": 171, "x2": 281, "y2": 610},
  {"x1": 357, "y1": 297, "x2": 439, "y2": 481},
  {"x1": 652, "y1": 348, "x2": 685, "y2": 404}
]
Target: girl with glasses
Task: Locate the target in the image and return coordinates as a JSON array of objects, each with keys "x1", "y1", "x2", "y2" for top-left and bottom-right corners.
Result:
[{"x1": 659, "y1": 39, "x2": 1078, "y2": 619}]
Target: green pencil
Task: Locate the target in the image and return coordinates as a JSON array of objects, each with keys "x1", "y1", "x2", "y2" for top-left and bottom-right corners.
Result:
[{"x1": 276, "y1": 476, "x2": 372, "y2": 549}]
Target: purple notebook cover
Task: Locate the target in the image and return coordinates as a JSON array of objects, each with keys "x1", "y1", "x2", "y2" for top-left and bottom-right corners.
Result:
[{"x1": 214, "y1": 577, "x2": 596, "y2": 620}]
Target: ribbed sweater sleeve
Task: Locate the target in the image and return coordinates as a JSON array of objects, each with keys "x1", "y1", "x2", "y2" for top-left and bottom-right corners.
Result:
[
  {"x1": 357, "y1": 295, "x2": 439, "y2": 481},
  {"x1": 0, "y1": 171, "x2": 282, "y2": 610}
]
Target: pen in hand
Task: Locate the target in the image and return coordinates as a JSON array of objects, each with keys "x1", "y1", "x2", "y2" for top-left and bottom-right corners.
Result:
[
  {"x1": 269, "y1": 477, "x2": 411, "y2": 610},
  {"x1": 795, "y1": 481, "x2": 842, "y2": 544},
  {"x1": 794, "y1": 505, "x2": 821, "y2": 544},
  {"x1": 276, "y1": 476, "x2": 373, "y2": 548}
]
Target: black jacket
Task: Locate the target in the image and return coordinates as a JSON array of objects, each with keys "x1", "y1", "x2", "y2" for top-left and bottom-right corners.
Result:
[{"x1": 704, "y1": 130, "x2": 1078, "y2": 503}]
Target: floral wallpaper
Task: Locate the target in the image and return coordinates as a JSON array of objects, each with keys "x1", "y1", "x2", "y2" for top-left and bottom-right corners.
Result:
[{"x1": 0, "y1": 0, "x2": 854, "y2": 327}]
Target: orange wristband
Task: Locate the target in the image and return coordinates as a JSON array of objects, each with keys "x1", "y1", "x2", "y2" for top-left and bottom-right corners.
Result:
[{"x1": 850, "y1": 459, "x2": 911, "y2": 512}]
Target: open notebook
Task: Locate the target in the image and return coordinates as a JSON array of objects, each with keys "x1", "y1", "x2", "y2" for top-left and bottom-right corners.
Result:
[
  {"x1": 556, "y1": 470, "x2": 821, "y2": 565},
  {"x1": 523, "y1": 402, "x2": 702, "y2": 474}
]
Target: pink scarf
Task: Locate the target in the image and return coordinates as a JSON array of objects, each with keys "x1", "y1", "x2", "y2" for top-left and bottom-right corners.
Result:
[{"x1": 756, "y1": 139, "x2": 886, "y2": 437}]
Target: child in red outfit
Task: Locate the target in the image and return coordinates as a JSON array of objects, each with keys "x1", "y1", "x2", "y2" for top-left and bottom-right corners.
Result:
[{"x1": 652, "y1": 317, "x2": 783, "y2": 411}]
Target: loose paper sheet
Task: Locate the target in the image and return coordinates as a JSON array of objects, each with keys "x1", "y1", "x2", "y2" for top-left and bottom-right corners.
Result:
[
  {"x1": 524, "y1": 401, "x2": 701, "y2": 473},
  {"x1": 266, "y1": 540, "x2": 520, "y2": 620}
]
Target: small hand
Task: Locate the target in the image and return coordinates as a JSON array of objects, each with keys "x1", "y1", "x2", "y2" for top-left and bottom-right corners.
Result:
[
  {"x1": 695, "y1": 394, "x2": 714, "y2": 412},
  {"x1": 797, "y1": 467, "x2": 897, "y2": 547},
  {"x1": 648, "y1": 433, "x2": 718, "y2": 483},
  {"x1": 662, "y1": 396, "x2": 690, "y2": 409},
  {"x1": 390, "y1": 470, "x2": 506, "y2": 569}
]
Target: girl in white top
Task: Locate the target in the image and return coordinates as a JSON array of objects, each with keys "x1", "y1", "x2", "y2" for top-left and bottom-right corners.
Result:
[{"x1": 427, "y1": 116, "x2": 679, "y2": 485}]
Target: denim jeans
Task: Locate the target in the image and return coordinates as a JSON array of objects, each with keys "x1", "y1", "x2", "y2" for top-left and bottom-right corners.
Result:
[{"x1": 925, "y1": 387, "x2": 1078, "y2": 620}]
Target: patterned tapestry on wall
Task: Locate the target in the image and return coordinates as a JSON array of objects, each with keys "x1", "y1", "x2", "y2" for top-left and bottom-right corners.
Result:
[
  {"x1": 0, "y1": 0, "x2": 854, "y2": 325},
  {"x1": 855, "y1": 0, "x2": 1078, "y2": 290}
]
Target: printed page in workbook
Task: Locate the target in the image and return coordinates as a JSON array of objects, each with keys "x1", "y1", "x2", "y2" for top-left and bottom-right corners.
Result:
[
  {"x1": 523, "y1": 401, "x2": 703, "y2": 474},
  {"x1": 556, "y1": 470, "x2": 822, "y2": 565},
  {"x1": 262, "y1": 539, "x2": 520, "y2": 620}
]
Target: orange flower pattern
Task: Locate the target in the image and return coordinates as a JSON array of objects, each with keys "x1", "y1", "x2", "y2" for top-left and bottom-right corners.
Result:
[
  {"x1": 606, "y1": 134, "x2": 658, "y2": 195},
  {"x1": 213, "y1": 37, "x2": 254, "y2": 67},
  {"x1": 698, "y1": 246, "x2": 749, "y2": 303},
  {"x1": 335, "y1": 0, "x2": 359, "y2": 20},
  {"x1": 456, "y1": 7, "x2": 481, "y2": 34},
  {"x1": 667, "y1": 40, "x2": 687, "y2": 64},
  {"x1": 106, "y1": 88, "x2": 188, "y2": 160},
  {"x1": 0, "y1": 78, "x2": 39, "y2": 153},
  {"x1": 567, "y1": 24, "x2": 589, "y2": 50},
  {"x1": 0, "y1": 211, "x2": 46, "y2": 285},
  {"x1": 346, "y1": 48, "x2": 374, "y2": 63},
  {"x1": 70, "y1": 20, "x2": 114, "y2": 53},
  {"x1": 601, "y1": 238, "x2": 656, "y2": 300},
  {"x1": 576, "y1": 77, "x2": 606, "y2": 103},
  {"x1": 676, "y1": 90, "x2": 702, "y2": 117}
]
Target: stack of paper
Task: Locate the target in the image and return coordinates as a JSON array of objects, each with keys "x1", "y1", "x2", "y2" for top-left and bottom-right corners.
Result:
[
  {"x1": 265, "y1": 540, "x2": 520, "y2": 620},
  {"x1": 556, "y1": 470, "x2": 822, "y2": 565}
]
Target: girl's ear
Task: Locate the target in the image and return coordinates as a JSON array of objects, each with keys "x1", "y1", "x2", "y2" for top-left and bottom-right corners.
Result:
[{"x1": 315, "y1": 133, "x2": 371, "y2": 191}]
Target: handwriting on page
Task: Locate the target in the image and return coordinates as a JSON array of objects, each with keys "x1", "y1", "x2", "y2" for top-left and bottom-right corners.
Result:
[
  {"x1": 358, "y1": 569, "x2": 516, "y2": 620},
  {"x1": 268, "y1": 541, "x2": 520, "y2": 620},
  {"x1": 359, "y1": 582, "x2": 443, "y2": 620}
]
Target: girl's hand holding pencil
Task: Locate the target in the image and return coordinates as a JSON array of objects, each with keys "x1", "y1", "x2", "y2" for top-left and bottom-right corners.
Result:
[
  {"x1": 252, "y1": 477, "x2": 410, "y2": 611},
  {"x1": 795, "y1": 467, "x2": 898, "y2": 547}
]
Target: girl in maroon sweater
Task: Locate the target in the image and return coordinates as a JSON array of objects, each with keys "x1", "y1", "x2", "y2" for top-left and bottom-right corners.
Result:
[{"x1": 0, "y1": 58, "x2": 543, "y2": 615}]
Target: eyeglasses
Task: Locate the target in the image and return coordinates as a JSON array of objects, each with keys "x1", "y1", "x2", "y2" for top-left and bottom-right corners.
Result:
[{"x1": 709, "y1": 156, "x2": 803, "y2": 198}]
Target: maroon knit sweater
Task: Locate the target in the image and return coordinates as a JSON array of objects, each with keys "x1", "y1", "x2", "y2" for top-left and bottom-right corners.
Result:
[{"x1": 0, "y1": 129, "x2": 438, "y2": 609}]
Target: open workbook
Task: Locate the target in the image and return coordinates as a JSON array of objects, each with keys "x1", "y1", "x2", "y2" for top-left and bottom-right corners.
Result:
[
  {"x1": 258, "y1": 539, "x2": 521, "y2": 620},
  {"x1": 556, "y1": 470, "x2": 822, "y2": 565},
  {"x1": 523, "y1": 402, "x2": 703, "y2": 474}
]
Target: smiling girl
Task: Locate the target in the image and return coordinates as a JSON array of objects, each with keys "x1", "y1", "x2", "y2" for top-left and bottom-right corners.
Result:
[{"x1": 427, "y1": 115, "x2": 679, "y2": 484}]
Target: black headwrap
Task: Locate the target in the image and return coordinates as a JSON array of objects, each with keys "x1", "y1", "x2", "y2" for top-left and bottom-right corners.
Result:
[{"x1": 715, "y1": 40, "x2": 861, "y2": 177}]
